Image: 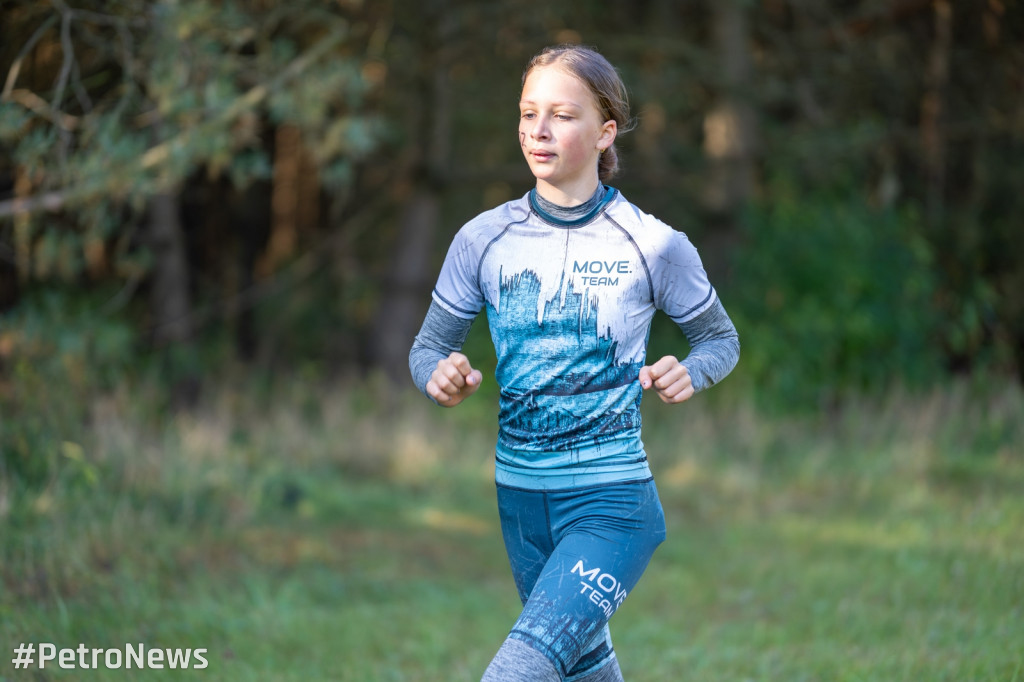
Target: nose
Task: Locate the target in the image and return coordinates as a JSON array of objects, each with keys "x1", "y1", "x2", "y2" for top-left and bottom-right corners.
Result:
[{"x1": 530, "y1": 116, "x2": 551, "y2": 141}]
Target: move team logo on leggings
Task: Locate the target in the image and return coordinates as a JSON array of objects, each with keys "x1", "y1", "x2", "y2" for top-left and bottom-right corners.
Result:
[
  {"x1": 573, "y1": 559, "x2": 628, "y2": 618},
  {"x1": 497, "y1": 480, "x2": 667, "y2": 678}
]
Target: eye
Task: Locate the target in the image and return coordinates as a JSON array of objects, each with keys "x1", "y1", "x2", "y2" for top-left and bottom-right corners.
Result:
[
  {"x1": 555, "y1": 114, "x2": 573, "y2": 121},
  {"x1": 520, "y1": 112, "x2": 536, "y2": 120}
]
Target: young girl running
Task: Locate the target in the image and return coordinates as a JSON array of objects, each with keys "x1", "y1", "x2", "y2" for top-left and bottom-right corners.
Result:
[{"x1": 409, "y1": 44, "x2": 740, "y2": 682}]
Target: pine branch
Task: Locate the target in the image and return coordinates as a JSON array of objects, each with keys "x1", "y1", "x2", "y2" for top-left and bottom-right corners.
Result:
[
  {"x1": 1, "y1": 14, "x2": 58, "y2": 100},
  {"x1": 0, "y1": 29, "x2": 346, "y2": 219},
  {"x1": 50, "y1": 0, "x2": 76, "y2": 113}
]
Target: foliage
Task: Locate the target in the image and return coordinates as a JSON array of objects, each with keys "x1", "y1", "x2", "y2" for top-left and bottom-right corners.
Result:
[
  {"x1": 2, "y1": 0, "x2": 1023, "y2": 424},
  {"x1": 0, "y1": 0, "x2": 382, "y2": 280},
  {"x1": 0, "y1": 287, "x2": 136, "y2": 490},
  {"x1": 726, "y1": 177, "x2": 943, "y2": 407}
]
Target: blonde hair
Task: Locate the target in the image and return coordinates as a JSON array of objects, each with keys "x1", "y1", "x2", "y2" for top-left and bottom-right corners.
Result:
[{"x1": 522, "y1": 44, "x2": 635, "y2": 182}]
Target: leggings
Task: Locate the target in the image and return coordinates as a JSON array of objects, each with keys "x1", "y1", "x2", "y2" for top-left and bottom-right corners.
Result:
[{"x1": 494, "y1": 479, "x2": 667, "y2": 679}]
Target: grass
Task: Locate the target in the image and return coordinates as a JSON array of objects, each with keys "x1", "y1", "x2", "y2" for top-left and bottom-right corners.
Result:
[{"x1": 2, "y1": 373, "x2": 1023, "y2": 681}]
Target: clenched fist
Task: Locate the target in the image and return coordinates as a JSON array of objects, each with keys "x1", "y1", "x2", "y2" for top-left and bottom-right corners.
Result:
[
  {"x1": 638, "y1": 355, "x2": 694, "y2": 404},
  {"x1": 427, "y1": 352, "x2": 483, "y2": 407}
]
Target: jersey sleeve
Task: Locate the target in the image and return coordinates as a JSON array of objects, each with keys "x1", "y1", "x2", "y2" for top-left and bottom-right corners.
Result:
[
  {"x1": 651, "y1": 228, "x2": 718, "y2": 324},
  {"x1": 675, "y1": 299, "x2": 740, "y2": 392},
  {"x1": 409, "y1": 301, "x2": 475, "y2": 400},
  {"x1": 431, "y1": 223, "x2": 486, "y2": 320}
]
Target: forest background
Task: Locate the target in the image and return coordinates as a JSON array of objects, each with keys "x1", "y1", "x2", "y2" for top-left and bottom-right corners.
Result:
[{"x1": 1, "y1": 1, "x2": 1022, "y2": 680}]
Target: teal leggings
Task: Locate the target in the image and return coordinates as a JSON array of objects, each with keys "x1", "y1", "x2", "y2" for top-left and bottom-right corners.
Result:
[{"x1": 496, "y1": 479, "x2": 667, "y2": 678}]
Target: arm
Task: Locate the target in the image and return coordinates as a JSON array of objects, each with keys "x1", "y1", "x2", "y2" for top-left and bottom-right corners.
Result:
[
  {"x1": 676, "y1": 298, "x2": 740, "y2": 392},
  {"x1": 640, "y1": 299, "x2": 740, "y2": 404},
  {"x1": 409, "y1": 301, "x2": 483, "y2": 407}
]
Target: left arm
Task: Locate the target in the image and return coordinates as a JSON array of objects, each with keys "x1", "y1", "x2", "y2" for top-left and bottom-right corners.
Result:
[{"x1": 640, "y1": 299, "x2": 740, "y2": 404}]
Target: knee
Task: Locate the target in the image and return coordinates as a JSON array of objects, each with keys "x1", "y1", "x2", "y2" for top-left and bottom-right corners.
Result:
[{"x1": 481, "y1": 638, "x2": 561, "y2": 682}]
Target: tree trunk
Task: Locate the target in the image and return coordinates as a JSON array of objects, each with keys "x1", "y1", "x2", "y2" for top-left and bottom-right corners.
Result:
[
  {"x1": 147, "y1": 189, "x2": 200, "y2": 407},
  {"x1": 369, "y1": 188, "x2": 440, "y2": 384},
  {"x1": 634, "y1": 0, "x2": 676, "y2": 187},
  {"x1": 703, "y1": 0, "x2": 756, "y2": 221},
  {"x1": 148, "y1": 191, "x2": 192, "y2": 347},
  {"x1": 232, "y1": 179, "x2": 273, "y2": 362},
  {"x1": 9, "y1": 166, "x2": 33, "y2": 299},
  {"x1": 0, "y1": 226, "x2": 18, "y2": 313},
  {"x1": 919, "y1": 0, "x2": 966, "y2": 372},
  {"x1": 367, "y1": 0, "x2": 452, "y2": 385},
  {"x1": 920, "y1": 0, "x2": 952, "y2": 228},
  {"x1": 258, "y1": 124, "x2": 319, "y2": 278}
]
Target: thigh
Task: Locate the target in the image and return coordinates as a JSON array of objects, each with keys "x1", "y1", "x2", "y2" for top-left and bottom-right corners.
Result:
[
  {"x1": 497, "y1": 485, "x2": 555, "y2": 605},
  {"x1": 508, "y1": 480, "x2": 666, "y2": 676}
]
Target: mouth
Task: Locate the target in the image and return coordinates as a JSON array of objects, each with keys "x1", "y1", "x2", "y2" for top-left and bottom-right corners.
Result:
[{"x1": 530, "y1": 150, "x2": 556, "y2": 161}]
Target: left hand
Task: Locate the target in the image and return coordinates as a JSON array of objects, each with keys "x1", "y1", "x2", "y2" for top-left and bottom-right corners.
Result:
[{"x1": 638, "y1": 355, "x2": 694, "y2": 404}]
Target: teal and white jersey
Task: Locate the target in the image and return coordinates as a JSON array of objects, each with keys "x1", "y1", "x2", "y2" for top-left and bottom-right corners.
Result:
[{"x1": 432, "y1": 188, "x2": 717, "y2": 489}]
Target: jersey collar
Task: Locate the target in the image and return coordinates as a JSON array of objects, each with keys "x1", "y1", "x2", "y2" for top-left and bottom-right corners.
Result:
[{"x1": 529, "y1": 186, "x2": 617, "y2": 227}]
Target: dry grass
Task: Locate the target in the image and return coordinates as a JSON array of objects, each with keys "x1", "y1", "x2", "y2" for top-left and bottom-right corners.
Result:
[{"x1": 2, "y1": 374, "x2": 1022, "y2": 680}]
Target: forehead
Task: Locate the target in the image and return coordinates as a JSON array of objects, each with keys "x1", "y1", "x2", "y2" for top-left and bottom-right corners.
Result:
[{"x1": 520, "y1": 65, "x2": 597, "y2": 109}]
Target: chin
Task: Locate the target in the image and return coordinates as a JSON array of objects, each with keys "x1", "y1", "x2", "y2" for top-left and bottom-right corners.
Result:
[{"x1": 529, "y1": 167, "x2": 559, "y2": 183}]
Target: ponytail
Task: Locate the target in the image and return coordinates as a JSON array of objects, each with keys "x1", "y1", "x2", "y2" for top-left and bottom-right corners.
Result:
[{"x1": 599, "y1": 144, "x2": 620, "y2": 183}]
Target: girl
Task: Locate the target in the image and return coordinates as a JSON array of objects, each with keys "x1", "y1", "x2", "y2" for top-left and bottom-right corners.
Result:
[{"x1": 409, "y1": 44, "x2": 739, "y2": 682}]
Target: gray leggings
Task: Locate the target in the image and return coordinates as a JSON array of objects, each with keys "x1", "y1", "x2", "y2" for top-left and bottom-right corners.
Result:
[{"x1": 481, "y1": 638, "x2": 625, "y2": 682}]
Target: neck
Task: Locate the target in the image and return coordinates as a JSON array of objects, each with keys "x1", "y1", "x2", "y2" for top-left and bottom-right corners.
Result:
[
  {"x1": 529, "y1": 184, "x2": 612, "y2": 226},
  {"x1": 534, "y1": 177, "x2": 602, "y2": 207}
]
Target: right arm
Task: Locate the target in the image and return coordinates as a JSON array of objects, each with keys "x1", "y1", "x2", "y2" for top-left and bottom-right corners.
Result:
[{"x1": 409, "y1": 301, "x2": 482, "y2": 407}]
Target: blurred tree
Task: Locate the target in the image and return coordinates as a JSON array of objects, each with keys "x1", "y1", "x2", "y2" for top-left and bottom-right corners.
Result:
[
  {"x1": 0, "y1": 0, "x2": 383, "y2": 367},
  {"x1": 703, "y1": 0, "x2": 757, "y2": 226},
  {"x1": 743, "y1": 0, "x2": 1023, "y2": 385},
  {"x1": 367, "y1": 0, "x2": 455, "y2": 384},
  {"x1": 1, "y1": 0, "x2": 1021, "y2": 404}
]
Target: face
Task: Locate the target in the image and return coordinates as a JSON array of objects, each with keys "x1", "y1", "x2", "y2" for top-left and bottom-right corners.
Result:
[{"x1": 519, "y1": 65, "x2": 616, "y2": 199}]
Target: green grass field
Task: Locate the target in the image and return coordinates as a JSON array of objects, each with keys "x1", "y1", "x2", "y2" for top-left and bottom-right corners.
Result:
[{"x1": 2, "y1": 376, "x2": 1022, "y2": 681}]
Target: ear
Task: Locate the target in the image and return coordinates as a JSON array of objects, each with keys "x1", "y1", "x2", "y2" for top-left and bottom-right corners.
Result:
[{"x1": 597, "y1": 119, "x2": 618, "y2": 152}]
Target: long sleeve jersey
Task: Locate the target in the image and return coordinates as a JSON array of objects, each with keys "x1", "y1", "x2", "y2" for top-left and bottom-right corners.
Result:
[{"x1": 410, "y1": 187, "x2": 739, "y2": 490}]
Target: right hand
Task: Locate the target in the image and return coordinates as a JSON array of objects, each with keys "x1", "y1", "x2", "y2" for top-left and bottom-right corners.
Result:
[{"x1": 426, "y1": 352, "x2": 482, "y2": 407}]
